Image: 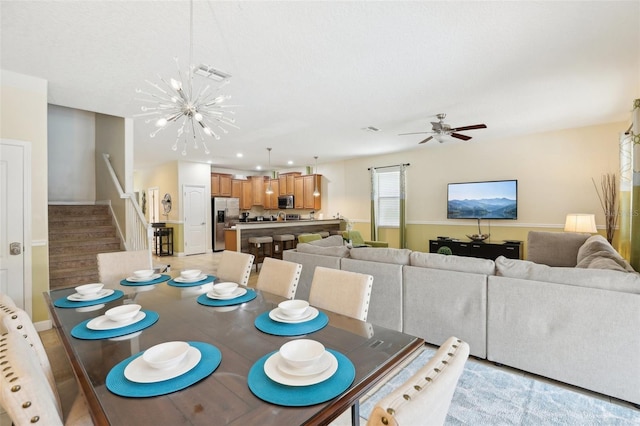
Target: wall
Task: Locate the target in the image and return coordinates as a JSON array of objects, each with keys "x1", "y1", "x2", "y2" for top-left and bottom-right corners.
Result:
[
  {"x1": 0, "y1": 70, "x2": 49, "y2": 322},
  {"x1": 48, "y1": 105, "x2": 96, "y2": 202},
  {"x1": 317, "y1": 121, "x2": 624, "y2": 251}
]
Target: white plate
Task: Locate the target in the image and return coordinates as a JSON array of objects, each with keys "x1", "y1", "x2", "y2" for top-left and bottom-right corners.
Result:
[
  {"x1": 174, "y1": 274, "x2": 208, "y2": 283},
  {"x1": 126, "y1": 274, "x2": 161, "y2": 283},
  {"x1": 67, "y1": 289, "x2": 114, "y2": 301},
  {"x1": 206, "y1": 288, "x2": 247, "y2": 300},
  {"x1": 124, "y1": 346, "x2": 201, "y2": 383},
  {"x1": 264, "y1": 351, "x2": 338, "y2": 386},
  {"x1": 277, "y1": 351, "x2": 334, "y2": 377},
  {"x1": 86, "y1": 312, "x2": 146, "y2": 330},
  {"x1": 269, "y1": 307, "x2": 319, "y2": 324}
]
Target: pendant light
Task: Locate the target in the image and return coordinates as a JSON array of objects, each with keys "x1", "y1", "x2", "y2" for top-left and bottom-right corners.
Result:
[
  {"x1": 266, "y1": 148, "x2": 274, "y2": 195},
  {"x1": 313, "y1": 156, "x2": 320, "y2": 197}
]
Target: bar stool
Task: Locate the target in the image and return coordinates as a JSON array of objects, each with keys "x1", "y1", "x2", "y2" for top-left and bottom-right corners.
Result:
[
  {"x1": 318, "y1": 231, "x2": 330, "y2": 238},
  {"x1": 273, "y1": 234, "x2": 295, "y2": 259},
  {"x1": 248, "y1": 236, "x2": 273, "y2": 272}
]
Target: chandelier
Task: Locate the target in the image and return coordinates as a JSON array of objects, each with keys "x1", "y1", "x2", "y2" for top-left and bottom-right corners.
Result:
[{"x1": 136, "y1": 0, "x2": 237, "y2": 155}]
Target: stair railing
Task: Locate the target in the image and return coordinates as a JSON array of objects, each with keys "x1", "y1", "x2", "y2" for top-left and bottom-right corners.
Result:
[{"x1": 102, "y1": 154, "x2": 153, "y2": 262}]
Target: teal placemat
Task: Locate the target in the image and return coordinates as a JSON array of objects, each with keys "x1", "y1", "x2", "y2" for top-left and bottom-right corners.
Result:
[
  {"x1": 196, "y1": 289, "x2": 257, "y2": 307},
  {"x1": 167, "y1": 275, "x2": 216, "y2": 288},
  {"x1": 248, "y1": 349, "x2": 355, "y2": 406},
  {"x1": 53, "y1": 290, "x2": 124, "y2": 308},
  {"x1": 254, "y1": 311, "x2": 329, "y2": 336},
  {"x1": 120, "y1": 274, "x2": 171, "y2": 287},
  {"x1": 106, "y1": 341, "x2": 220, "y2": 397},
  {"x1": 71, "y1": 310, "x2": 159, "y2": 340}
]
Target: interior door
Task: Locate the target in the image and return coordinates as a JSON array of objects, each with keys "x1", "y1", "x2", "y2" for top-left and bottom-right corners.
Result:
[
  {"x1": 0, "y1": 141, "x2": 28, "y2": 312},
  {"x1": 183, "y1": 185, "x2": 206, "y2": 255}
]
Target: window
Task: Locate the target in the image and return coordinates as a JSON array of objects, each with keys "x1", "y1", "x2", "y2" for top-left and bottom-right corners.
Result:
[{"x1": 377, "y1": 169, "x2": 400, "y2": 227}]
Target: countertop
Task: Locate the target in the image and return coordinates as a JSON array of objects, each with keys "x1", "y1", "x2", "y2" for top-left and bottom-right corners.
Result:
[{"x1": 230, "y1": 219, "x2": 341, "y2": 229}]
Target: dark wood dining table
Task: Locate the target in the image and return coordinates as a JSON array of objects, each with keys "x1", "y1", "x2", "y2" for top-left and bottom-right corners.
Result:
[{"x1": 45, "y1": 280, "x2": 424, "y2": 426}]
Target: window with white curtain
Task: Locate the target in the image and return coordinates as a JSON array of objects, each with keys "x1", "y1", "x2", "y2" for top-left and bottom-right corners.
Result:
[{"x1": 377, "y1": 169, "x2": 400, "y2": 227}]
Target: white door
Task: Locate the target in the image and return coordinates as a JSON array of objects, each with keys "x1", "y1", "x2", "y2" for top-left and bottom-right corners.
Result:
[
  {"x1": 0, "y1": 141, "x2": 29, "y2": 312},
  {"x1": 183, "y1": 185, "x2": 206, "y2": 255}
]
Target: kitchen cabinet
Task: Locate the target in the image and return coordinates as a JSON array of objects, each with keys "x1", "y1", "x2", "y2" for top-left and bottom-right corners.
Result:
[
  {"x1": 251, "y1": 176, "x2": 267, "y2": 207},
  {"x1": 303, "y1": 174, "x2": 322, "y2": 210},
  {"x1": 294, "y1": 177, "x2": 304, "y2": 208},
  {"x1": 278, "y1": 172, "x2": 301, "y2": 195},
  {"x1": 241, "y1": 180, "x2": 252, "y2": 210},
  {"x1": 211, "y1": 173, "x2": 232, "y2": 197},
  {"x1": 231, "y1": 179, "x2": 242, "y2": 199},
  {"x1": 264, "y1": 179, "x2": 280, "y2": 210}
]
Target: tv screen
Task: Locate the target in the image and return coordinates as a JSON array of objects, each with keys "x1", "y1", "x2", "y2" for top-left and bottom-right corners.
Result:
[{"x1": 447, "y1": 180, "x2": 518, "y2": 220}]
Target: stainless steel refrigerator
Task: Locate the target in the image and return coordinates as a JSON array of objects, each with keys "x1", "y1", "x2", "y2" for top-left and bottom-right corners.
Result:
[{"x1": 212, "y1": 197, "x2": 239, "y2": 251}]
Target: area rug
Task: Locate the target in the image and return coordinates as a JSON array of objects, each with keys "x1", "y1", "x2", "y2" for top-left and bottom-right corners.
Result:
[{"x1": 360, "y1": 348, "x2": 640, "y2": 425}]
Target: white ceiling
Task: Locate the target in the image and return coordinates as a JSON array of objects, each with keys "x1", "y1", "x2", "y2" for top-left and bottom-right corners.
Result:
[{"x1": 2, "y1": 1, "x2": 639, "y2": 172}]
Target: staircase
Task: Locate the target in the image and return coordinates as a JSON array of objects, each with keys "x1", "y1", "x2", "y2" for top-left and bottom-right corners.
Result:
[{"x1": 48, "y1": 205, "x2": 121, "y2": 290}]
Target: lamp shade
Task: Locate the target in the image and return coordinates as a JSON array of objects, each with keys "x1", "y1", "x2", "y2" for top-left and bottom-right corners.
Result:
[{"x1": 564, "y1": 214, "x2": 597, "y2": 233}]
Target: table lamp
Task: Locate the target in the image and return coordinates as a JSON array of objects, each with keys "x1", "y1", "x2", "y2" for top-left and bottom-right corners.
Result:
[{"x1": 564, "y1": 213, "x2": 597, "y2": 233}]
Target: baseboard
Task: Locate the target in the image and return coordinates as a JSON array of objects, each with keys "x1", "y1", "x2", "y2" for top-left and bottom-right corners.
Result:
[{"x1": 34, "y1": 319, "x2": 52, "y2": 331}]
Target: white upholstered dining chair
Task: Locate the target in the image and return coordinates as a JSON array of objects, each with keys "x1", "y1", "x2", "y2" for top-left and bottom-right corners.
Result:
[
  {"x1": 216, "y1": 250, "x2": 255, "y2": 286},
  {"x1": 308, "y1": 267, "x2": 373, "y2": 321},
  {"x1": 255, "y1": 257, "x2": 302, "y2": 299},
  {"x1": 0, "y1": 332, "x2": 93, "y2": 425},
  {"x1": 366, "y1": 336, "x2": 469, "y2": 426},
  {"x1": 96, "y1": 250, "x2": 151, "y2": 288}
]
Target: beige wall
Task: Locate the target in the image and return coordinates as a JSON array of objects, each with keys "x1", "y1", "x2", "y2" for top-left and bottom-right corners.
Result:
[
  {"x1": 0, "y1": 70, "x2": 49, "y2": 321},
  {"x1": 319, "y1": 121, "x2": 624, "y2": 250}
]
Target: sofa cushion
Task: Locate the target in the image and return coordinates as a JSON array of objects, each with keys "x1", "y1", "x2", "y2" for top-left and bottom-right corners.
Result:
[
  {"x1": 410, "y1": 252, "x2": 495, "y2": 275},
  {"x1": 349, "y1": 247, "x2": 411, "y2": 265},
  {"x1": 526, "y1": 231, "x2": 590, "y2": 267},
  {"x1": 308, "y1": 235, "x2": 345, "y2": 247},
  {"x1": 295, "y1": 243, "x2": 350, "y2": 257},
  {"x1": 495, "y1": 255, "x2": 640, "y2": 294},
  {"x1": 576, "y1": 235, "x2": 635, "y2": 272}
]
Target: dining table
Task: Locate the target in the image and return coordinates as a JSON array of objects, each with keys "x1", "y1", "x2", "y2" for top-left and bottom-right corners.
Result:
[{"x1": 45, "y1": 275, "x2": 424, "y2": 426}]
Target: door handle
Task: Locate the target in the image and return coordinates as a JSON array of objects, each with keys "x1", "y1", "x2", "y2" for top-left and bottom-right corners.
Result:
[{"x1": 10, "y1": 242, "x2": 21, "y2": 255}]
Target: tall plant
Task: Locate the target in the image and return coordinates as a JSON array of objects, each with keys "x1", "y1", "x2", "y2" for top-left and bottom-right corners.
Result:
[{"x1": 592, "y1": 173, "x2": 618, "y2": 243}]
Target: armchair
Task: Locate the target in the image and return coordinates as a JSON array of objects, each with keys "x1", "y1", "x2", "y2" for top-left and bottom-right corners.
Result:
[{"x1": 342, "y1": 230, "x2": 388, "y2": 248}]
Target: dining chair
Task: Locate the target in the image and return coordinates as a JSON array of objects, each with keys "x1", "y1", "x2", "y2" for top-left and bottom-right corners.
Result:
[
  {"x1": 97, "y1": 249, "x2": 151, "y2": 288},
  {"x1": 366, "y1": 336, "x2": 470, "y2": 426},
  {"x1": 216, "y1": 250, "x2": 255, "y2": 286},
  {"x1": 308, "y1": 267, "x2": 374, "y2": 321},
  {"x1": 255, "y1": 257, "x2": 302, "y2": 299},
  {"x1": 0, "y1": 305, "x2": 57, "y2": 399},
  {"x1": 0, "y1": 332, "x2": 93, "y2": 426}
]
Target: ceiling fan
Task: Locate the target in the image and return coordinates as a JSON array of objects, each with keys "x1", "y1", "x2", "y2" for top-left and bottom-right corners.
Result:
[{"x1": 399, "y1": 113, "x2": 487, "y2": 144}]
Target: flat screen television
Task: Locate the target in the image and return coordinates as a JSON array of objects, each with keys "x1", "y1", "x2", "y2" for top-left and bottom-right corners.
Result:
[{"x1": 447, "y1": 180, "x2": 518, "y2": 220}]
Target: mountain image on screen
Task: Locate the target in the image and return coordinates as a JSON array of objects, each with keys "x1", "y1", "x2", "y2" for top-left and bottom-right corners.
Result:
[{"x1": 448, "y1": 197, "x2": 517, "y2": 219}]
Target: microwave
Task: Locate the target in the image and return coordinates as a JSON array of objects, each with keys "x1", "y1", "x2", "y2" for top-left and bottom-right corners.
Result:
[{"x1": 278, "y1": 195, "x2": 294, "y2": 209}]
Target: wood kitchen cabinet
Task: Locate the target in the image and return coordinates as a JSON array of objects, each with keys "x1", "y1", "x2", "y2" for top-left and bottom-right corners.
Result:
[
  {"x1": 211, "y1": 173, "x2": 232, "y2": 197},
  {"x1": 278, "y1": 172, "x2": 301, "y2": 195},
  {"x1": 294, "y1": 177, "x2": 304, "y2": 208},
  {"x1": 264, "y1": 179, "x2": 280, "y2": 210},
  {"x1": 231, "y1": 179, "x2": 242, "y2": 199},
  {"x1": 241, "y1": 180, "x2": 253, "y2": 210},
  {"x1": 303, "y1": 174, "x2": 322, "y2": 210},
  {"x1": 251, "y1": 176, "x2": 267, "y2": 207}
]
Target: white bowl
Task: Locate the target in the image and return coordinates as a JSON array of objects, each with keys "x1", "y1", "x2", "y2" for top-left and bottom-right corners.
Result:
[
  {"x1": 212, "y1": 282, "x2": 238, "y2": 295},
  {"x1": 279, "y1": 339, "x2": 325, "y2": 370},
  {"x1": 133, "y1": 269, "x2": 155, "y2": 279},
  {"x1": 278, "y1": 300, "x2": 309, "y2": 318},
  {"x1": 75, "y1": 283, "x2": 104, "y2": 296},
  {"x1": 143, "y1": 341, "x2": 190, "y2": 370},
  {"x1": 105, "y1": 304, "x2": 141, "y2": 322},
  {"x1": 180, "y1": 269, "x2": 202, "y2": 279}
]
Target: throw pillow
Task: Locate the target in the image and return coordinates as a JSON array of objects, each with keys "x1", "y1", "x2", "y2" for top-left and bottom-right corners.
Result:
[{"x1": 576, "y1": 235, "x2": 635, "y2": 272}]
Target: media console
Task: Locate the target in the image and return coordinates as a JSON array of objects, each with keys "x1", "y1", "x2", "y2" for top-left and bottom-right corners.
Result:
[{"x1": 429, "y1": 239, "x2": 522, "y2": 260}]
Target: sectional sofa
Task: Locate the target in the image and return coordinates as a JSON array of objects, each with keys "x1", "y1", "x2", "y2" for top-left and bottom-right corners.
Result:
[{"x1": 283, "y1": 232, "x2": 640, "y2": 406}]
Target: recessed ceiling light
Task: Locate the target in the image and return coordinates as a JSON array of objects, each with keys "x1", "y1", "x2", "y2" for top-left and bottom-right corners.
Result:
[
  {"x1": 362, "y1": 126, "x2": 381, "y2": 132},
  {"x1": 287, "y1": 160, "x2": 293, "y2": 165},
  {"x1": 236, "y1": 153, "x2": 243, "y2": 158},
  {"x1": 256, "y1": 165, "x2": 262, "y2": 170}
]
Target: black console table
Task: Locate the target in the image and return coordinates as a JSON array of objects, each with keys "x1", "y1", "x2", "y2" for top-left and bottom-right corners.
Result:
[
  {"x1": 154, "y1": 226, "x2": 174, "y2": 256},
  {"x1": 429, "y1": 239, "x2": 522, "y2": 260}
]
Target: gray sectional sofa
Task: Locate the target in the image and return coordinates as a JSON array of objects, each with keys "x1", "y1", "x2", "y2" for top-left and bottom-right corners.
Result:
[{"x1": 283, "y1": 232, "x2": 640, "y2": 406}]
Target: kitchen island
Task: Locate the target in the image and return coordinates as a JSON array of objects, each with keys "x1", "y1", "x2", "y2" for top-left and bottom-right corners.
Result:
[{"x1": 225, "y1": 219, "x2": 343, "y2": 253}]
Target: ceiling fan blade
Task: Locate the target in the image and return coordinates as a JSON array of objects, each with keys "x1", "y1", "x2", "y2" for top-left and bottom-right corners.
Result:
[
  {"x1": 418, "y1": 136, "x2": 434, "y2": 144},
  {"x1": 450, "y1": 124, "x2": 487, "y2": 132},
  {"x1": 451, "y1": 133, "x2": 472, "y2": 141},
  {"x1": 398, "y1": 131, "x2": 431, "y2": 136}
]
